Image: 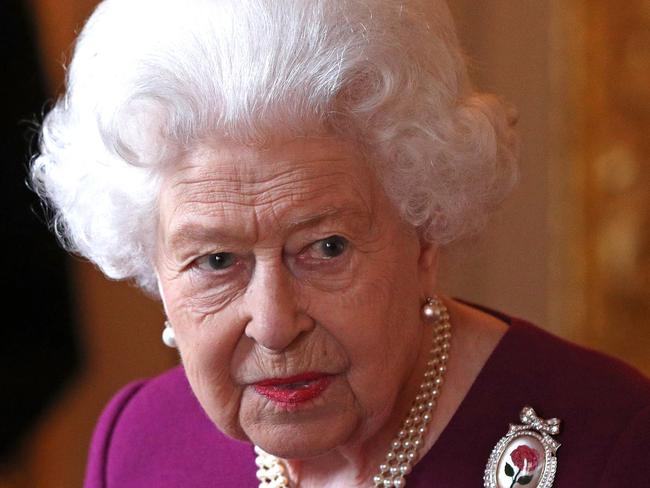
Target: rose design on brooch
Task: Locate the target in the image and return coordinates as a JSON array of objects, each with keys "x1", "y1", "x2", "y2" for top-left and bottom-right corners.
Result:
[
  {"x1": 505, "y1": 445, "x2": 540, "y2": 486},
  {"x1": 484, "y1": 406, "x2": 561, "y2": 488}
]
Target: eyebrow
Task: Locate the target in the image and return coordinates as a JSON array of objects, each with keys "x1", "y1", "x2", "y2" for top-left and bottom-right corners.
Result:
[
  {"x1": 286, "y1": 207, "x2": 357, "y2": 230},
  {"x1": 165, "y1": 206, "x2": 371, "y2": 255},
  {"x1": 166, "y1": 223, "x2": 242, "y2": 254}
]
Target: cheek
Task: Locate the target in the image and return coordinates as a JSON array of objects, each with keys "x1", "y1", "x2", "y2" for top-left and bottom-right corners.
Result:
[
  {"x1": 345, "y1": 304, "x2": 421, "y2": 400},
  {"x1": 179, "y1": 265, "x2": 251, "y2": 316},
  {"x1": 164, "y1": 286, "x2": 250, "y2": 440},
  {"x1": 312, "y1": 270, "x2": 421, "y2": 405},
  {"x1": 181, "y1": 345, "x2": 249, "y2": 441}
]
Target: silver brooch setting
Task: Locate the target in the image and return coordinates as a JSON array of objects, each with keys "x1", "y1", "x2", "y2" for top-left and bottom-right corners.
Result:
[{"x1": 484, "y1": 406, "x2": 561, "y2": 488}]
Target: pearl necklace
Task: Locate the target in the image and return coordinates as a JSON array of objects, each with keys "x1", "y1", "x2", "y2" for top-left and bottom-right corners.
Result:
[{"x1": 255, "y1": 296, "x2": 452, "y2": 488}]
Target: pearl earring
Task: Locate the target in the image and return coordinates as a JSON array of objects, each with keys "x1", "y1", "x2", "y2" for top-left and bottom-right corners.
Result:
[
  {"x1": 162, "y1": 320, "x2": 177, "y2": 348},
  {"x1": 421, "y1": 296, "x2": 443, "y2": 321}
]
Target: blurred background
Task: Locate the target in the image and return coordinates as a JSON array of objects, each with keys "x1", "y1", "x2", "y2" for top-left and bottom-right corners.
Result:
[{"x1": 0, "y1": 0, "x2": 648, "y2": 486}]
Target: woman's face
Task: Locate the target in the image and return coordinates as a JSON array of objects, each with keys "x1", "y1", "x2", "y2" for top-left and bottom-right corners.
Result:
[{"x1": 155, "y1": 137, "x2": 436, "y2": 458}]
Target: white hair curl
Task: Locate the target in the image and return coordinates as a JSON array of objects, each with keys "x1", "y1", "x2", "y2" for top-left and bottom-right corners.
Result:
[{"x1": 31, "y1": 0, "x2": 519, "y2": 294}]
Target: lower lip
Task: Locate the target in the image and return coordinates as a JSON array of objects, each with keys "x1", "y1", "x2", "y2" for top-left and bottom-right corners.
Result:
[{"x1": 254, "y1": 376, "x2": 333, "y2": 405}]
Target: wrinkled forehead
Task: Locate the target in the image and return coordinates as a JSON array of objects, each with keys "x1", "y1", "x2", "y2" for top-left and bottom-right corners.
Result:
[
  {"x1": 162, "y1": 137, "x2": 374, "y2": 196},
  {"x1": 168, "y1": 136, "x2": 358, "y2": 180},
  {"x1": 157, "y1": 137, "x2": 385, "y2": 242}
]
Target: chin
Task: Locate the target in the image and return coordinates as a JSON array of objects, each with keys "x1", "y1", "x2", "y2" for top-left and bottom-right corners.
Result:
[
  {"x1": 244, "y1": 412, "x2": 360, "y2": 460},
  {"x1": 235, "y1": 378, "x2": 361, "y2": 457}
]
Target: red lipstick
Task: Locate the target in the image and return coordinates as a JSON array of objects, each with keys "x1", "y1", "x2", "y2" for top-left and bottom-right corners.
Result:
[{"x1": 254, "y1": 372, "x2": 332, "y2": 405}]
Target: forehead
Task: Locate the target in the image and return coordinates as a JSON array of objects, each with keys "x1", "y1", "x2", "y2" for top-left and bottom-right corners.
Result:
[{"x1": 159, "y1": 137, "x2": 382, "y2": 242}]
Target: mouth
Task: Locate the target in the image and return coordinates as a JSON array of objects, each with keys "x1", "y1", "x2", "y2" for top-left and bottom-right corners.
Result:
[{"x1": 254, "y1": 372, "x2": 333, "y2": 405}]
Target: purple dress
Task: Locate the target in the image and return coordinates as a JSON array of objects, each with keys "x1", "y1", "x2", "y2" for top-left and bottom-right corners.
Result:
[{"x1": 84, "y1": 317, "x2": 650, "y2": 487}]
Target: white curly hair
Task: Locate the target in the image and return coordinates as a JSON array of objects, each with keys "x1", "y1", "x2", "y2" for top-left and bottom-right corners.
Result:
[{"x1": 31, "y1": 0, "x2": 519, "y2": 295}]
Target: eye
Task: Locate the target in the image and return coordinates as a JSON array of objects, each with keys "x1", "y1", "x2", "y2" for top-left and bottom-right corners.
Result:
[
  {"x1": 196, "y1": 252, "x2": 237, "y2": 271},
  {"x1": 314, "y1": 235, "x2": 348, "y2": 259}
]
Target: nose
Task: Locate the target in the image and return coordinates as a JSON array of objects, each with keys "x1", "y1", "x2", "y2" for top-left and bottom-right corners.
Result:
[{"x1": 243, "y1": 261, "x2": 313, "y2": 352}]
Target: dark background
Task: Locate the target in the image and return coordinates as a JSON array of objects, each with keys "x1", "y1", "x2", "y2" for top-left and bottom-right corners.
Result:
[{"x1": 0, "y1": 0, "x2": 79, "y2": 469}]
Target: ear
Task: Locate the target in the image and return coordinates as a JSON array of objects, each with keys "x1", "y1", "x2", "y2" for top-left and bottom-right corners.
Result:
[{"x1": 417, "y1": 237, "x2": 439, "y2": 293}]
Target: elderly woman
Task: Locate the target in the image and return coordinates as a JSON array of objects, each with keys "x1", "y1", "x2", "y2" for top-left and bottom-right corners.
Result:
[{"x1": 32, "y1": 0, "x2": 649, "y2": 487}]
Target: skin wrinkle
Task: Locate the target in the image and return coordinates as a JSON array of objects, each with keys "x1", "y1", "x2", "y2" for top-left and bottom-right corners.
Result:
[
  {"x1": 173, "y1": 177, "x2": 359, "y2": 215},
  {"x1": 156, "y1": 136, "x2": 436, "y2": 486},
  {"x1": 235, "y1": 328, "x2": 347, "y2": 385},
  {"x1": 167, "y1": 156, "x2": 352, "y2": 196},
  {"x1": 164, "y1": 173, "x2": 371, "y2": 261},
  {"x1": 173, "y1": 212, "x2": 368, "y2": 307},
  {"x1": 166, "y1": 204, "x2": 375, "y2": 269}
]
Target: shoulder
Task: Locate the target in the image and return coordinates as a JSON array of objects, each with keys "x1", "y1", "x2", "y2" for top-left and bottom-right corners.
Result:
[
  {"x1": 494, "y1": 318, "x2": 650, "y2": 485},
  {"x1": 386, "y1": 310, "x2": 650, "y2": 487},
  {"x1": 83, "y1": 367, "x2": 258, "y2": 488},
  {"x1": 505, "y1": 318, "x2": 650, "y2": 407}
]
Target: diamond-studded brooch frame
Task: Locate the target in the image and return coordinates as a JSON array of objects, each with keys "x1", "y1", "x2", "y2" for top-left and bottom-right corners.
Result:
[{"x1": 483, "y1": 406, "x2": 561, "y2": 488}]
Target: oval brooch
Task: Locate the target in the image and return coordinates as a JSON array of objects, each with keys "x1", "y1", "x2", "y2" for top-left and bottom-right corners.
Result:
[{"x1": 484, "y1": 406, "x2": 561, "y2": 488}]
